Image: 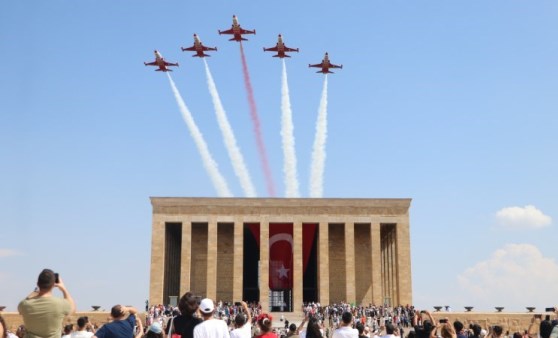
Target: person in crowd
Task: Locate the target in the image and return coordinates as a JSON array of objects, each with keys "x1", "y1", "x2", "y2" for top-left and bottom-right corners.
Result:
[
  {"x1": 298, "y1": 316, "x2": 323, "y2": 338},
  {"x1": 0, "y1": 316, "x2": 7, "y2": 338},
  {"x1": 356, "y1": 322, "x2": 367, "y2": 338},
  {"x1": 541, "y1": 317, "x2": 554, "y2": 338},
  {"x1": 454, "y1": 321, "x2": 467, "y2": 338},
  {"x1": 287, "y1": 324, "x2": 299, "y2": 338},
  {"x1": 71, "y1": 317, "x2": 95, "y2": 338},
  {"x1": 413, "y1": 311, "x2": 435, "y2": 338},
  {"x1": 15, "y1": 326, "x2": 25, "y2": 338},
  {"x1": 18, "y1": 269, "x2": 75, "y2": 338},
  {"x1": 255, "y1": 313, "x2": 277, "y2": 338},
  {"x1": 230, "y1": 301, "x2": 252, "y2": 338},
  {"x1": 333, "y1": 312, "x2": 358, "y2": 338},
  {"x1": 431, "y1": 322, "x2": 456, "y2": 338},
  {"x1": 380, "y1": 323, "x2": 397, "y2": 338},
  {"x1": 166, "y1": 292, "x2": 203, "y2": 338},
  {"x1": 193, "y1": 298, "x2": 228, "y2": 338},
  {"x1": 92, "y1": 305, "x2": 141, "y2": 338},
  {"x1": 144, "y1": 323, "x2": 164, "y2": 338},
  {"x1": 62, "y1": 325, "x2": 74, "y2": 338}
]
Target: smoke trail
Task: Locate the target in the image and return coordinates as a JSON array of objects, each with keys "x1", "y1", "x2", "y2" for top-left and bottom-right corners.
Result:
[
  {"x1": 309, "y1": 75, "x2": 329, "y2": 198},
  {"x1": 166, "y1": 73, "x2": 233, "y2": 197},
  {"x1": 239, "y1": 42, "x2": 276, "y2": 197},
  {"x1": 280, "y1": 59, "x2": 300, "y2": 197},
  {"x1": 203, "y1": 59, "x2": 257, "y2": 197}
]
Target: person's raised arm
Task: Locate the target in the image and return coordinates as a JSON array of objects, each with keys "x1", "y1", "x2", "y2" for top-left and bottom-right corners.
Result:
[
  {"x1": 297, "y1": 315, "x2": 309, "y2": 334},
  {"x1": 134, "y1": 316, "x2": 143, "y2": 338},
  {"x1": 241, "y1": 301, "x2": 251, "y2": 324},
  {"x1": 56, "y1": 277, "x2": 76, "y2": 314}
]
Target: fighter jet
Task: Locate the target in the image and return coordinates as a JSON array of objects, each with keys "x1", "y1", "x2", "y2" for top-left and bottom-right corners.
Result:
[
  {"x1": 309, "y1": 52, "x2": 342, "y2": 74},
  {"x1": 218, "y1": 15, "x2": 256, "y2": 42},
  {"x1": 181, "y1": 34, "x2": 217, "y2": 57},
  {"x1": 144, "y1": 50, "x2": 179, "y2": 72},
  {"x1": 263, "y1": 34, "x2": 299, "y2": 58}
]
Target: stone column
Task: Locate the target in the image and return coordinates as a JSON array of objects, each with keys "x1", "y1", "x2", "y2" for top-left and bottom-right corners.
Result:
[
  {"x1": 259, "y1": 220, "x2": 270, "y2": 311},
  {"x1": 149, "y1": 215, "x2": 165, "y2": 305},
  {"x1": 180, "y1": 218, "x2": 192, "y2": 296},
  {"x1": 233, "y1": 220, "x2": 243, "y2": 302},
  {"x1": 206, "y1": 219, "x2": 217, "y2": 300},
  {"x1": 293, "y1": 221, "x2": 303, "y2": 312},
  {"x1": 318, "y1": 221, "x2": 329, "y2": 305},
  {"x1": 345, "y1": 222, "x2": 356, "y2": 304},
  {"x1": 371, "y1": 222, "x2": 382, "y2": 305},
  {"x1": 395, "y1": 218, "x2": 412, "y2": 305}
]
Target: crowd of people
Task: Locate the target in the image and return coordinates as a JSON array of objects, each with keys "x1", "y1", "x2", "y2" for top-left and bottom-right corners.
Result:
[{"x1": 2, "y1": 269, "x2": 558, "y2": 338}]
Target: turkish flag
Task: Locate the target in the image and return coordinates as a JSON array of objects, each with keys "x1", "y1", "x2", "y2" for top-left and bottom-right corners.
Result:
[{"x1": 269, "y1": 223, "x2": 293, "y2": 289}]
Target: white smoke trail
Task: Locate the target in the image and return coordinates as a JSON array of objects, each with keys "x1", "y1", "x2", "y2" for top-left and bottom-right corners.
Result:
[
  {"x1": 309, "y1": 75, "x2": 328, "y2": 198},
  {"x1": 203, "y1": 59, "x2": 257, "y2": 197},
  {"x1": 280, "y1": 59, "x2": 300, "y2": 197},
  {"x1": 166, "y1": 73, "x2": 233, "y2": 197}
]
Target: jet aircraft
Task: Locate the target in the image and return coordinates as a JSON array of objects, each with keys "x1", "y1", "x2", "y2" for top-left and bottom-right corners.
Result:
[
  {"x1": 308, "y1": 52, "x2": 342, "y2": 74},
  {"x1": 181, "y1": 34, "x2": 217, "y2": 57},
  {"x1": 218, "y1": 15, "x2": 256, "y2": 42},
  {"x1": 144, "y1": 50, "x2": 179, "y2": 72},
  {"x1": 263, "y1": 34, "x2": 299, "y2": 58}
]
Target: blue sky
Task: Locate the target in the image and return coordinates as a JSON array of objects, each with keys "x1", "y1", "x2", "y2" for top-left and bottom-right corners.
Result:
[{"x1": 1, "y1": 1, "x2": 557, "y2": 313}]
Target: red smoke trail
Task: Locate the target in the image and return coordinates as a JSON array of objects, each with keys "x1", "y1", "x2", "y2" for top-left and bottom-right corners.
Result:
[{"x1": 239, "y1": 42, "x2": 276, "y2": 197}]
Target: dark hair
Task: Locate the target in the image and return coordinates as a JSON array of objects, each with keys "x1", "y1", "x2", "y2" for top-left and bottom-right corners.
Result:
[
  {"x1": 110, "y1": 305, "x2": 125, "y2": 319},
  {"x1": 37, "y1": 269, "x2": 56, "y2": 290},
  {"x1": 341, "y1": 312, "x2": 352, "y2": 325},
  {"x1": 385, "y1": 323, "x2": 395, "y2": 335},
  {"x1": 64, "y1": 324, "x2": 73, "y2": 334},
  {"x1": 289, "y1": 324, "x2": 297, "y2": 332},
  {"x1": 493, "y1": 326, "x2": 503, "y2": 336},
  {"x1": 356, "y1": 322, "x2": 365, "y2": 334},
  {"x1": 178, "y1": 292, "x2": 198, "y2": 317},
  {"x1": 471, "y1": 324, "x2": 482, "y2": 337},
  {"x1": 235, "y1": 313, "x2": 246, "y2": 327},
  {"x1": 306, "y1": 317, "x2": 323, "y2": 338},
  {"x1": 0, "y1": 316, "x2": 7, "y2": 338},
  {"x1": 454, "y1": 321, "x2": 464, "y2": 332},
  {"x1": 145, "y1": 331, "x2": 164, "y2": 338},
  {"x1": 77, "y1": 317, "x2": 88, "y2": 328}
]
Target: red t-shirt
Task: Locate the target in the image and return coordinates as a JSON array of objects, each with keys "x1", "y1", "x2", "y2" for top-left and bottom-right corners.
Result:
[{"x1": 256, "y1": 332, "x2": 278, "y2": 338}]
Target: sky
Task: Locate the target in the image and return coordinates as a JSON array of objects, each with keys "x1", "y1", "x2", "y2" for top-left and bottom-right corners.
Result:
[{"x1": 1, "y1": 1, "x2": 557, "y2": 313}]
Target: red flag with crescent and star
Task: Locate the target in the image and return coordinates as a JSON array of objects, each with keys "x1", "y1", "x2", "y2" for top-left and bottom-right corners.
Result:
[{"x1": 269, "y1": 223, "x2": 293, "y2": 289}]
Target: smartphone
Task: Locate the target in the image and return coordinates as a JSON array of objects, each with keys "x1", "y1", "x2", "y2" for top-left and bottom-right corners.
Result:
[
  {"x1": 54, "y1": 273, "x2": 60, "y2": 284},
  {"x1": 234, "y1": 302, "x2": 241, "y2": 306},
  {"x1": 545, "y1": 307, "x2": 555, "y2": 312},
  {"x1": 439, "y1": 319, "x2": 448, "y2": 324}
]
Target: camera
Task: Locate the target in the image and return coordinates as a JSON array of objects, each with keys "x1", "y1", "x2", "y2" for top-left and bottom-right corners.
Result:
[
  {"x1": 545, "y1": 307, "x2": 555, "y2": 312},
  {"x1": 439, "y1": 319, "x2": 448, "y2": 324},
  {"x1": 54, "y1": 273, "x2": 60, "y2": 284}
]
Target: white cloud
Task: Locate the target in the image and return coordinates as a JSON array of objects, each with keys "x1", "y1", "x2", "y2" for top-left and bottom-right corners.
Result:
[
  {"x1": 495, "y1": 205, "x2": 551, "y2": 229},
  {"x1": 0, "y1": 248, "x2": 22, "y2": 258},
  {"x1": 457, "y1": 244, "x2": 558, "y2": 309}
]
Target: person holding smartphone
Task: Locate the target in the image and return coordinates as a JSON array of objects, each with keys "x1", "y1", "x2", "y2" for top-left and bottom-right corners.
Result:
[{"x1": 18, "y1": 269, "x2": 76, "y2": 338}]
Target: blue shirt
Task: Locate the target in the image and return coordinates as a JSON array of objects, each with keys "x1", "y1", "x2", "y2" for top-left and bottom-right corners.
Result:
[{"x1": 95, "y1": 315, "x2": 136, "y2": 338}]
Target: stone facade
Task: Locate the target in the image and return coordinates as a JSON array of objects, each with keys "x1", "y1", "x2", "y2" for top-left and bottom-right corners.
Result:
[{"x1": 150, "y1": 197, "x2": 413, "y2": 311}]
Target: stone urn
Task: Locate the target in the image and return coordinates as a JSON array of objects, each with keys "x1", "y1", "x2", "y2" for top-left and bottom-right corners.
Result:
[
  {"x1": 526, "y1": 307, "x2": 536, "y2": 313},
  {"x1": 434, "y1": 306, "x2": 443, "y2": 312},
  {"x1": 0, "y1": 306, "x2": 6, "y2": 312},
  {"x1": 92, "y1": 306, "x2": 101, "y2": 311},
  {"x1": 464, "y1": 306, "x2": 473, "y2": 312},
  {"x1": 495, "y1": 307, "x2": 504, "y2": 312}
]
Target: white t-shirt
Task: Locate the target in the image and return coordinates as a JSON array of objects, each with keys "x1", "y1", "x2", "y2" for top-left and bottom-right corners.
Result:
[
  {"x1": 230, "y1": 323, "x2": 251, "y2": 338},
  {"x1": 71, "y1": 331, "x2": 94, "y2": 338},
  {"x1": 333, "y1": 326, "x2": 358, "y2": 338},
  {"x1": 194, "y1": 319, "x2": 229, "y2": 338}
]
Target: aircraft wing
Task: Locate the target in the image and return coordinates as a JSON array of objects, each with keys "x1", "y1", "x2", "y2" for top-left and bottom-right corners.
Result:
[
  {"x1": 219, "y1": 28, "x2": 235, "y2": 35},
  {"x1": 239, "y1": 28, "x2": 255, "y2": 35},
  {"x1": 164, "y1": 61, "x2": 179, "y2": 67},
  {"x1": 330, "y1": 63, "x2": 342, "y2": 69},
  {"x1": 283, "y1": 46, "x2": 299, "y2": 52},
  {"x1": 181, "y1": 46, "x2": 196, "y2": 52},
  {"x1": 309, "y1": 63, "x2": 324, "y2": 68},
  {"x1": 264, "y1": 46, "x2": 279, "y2": 52},
  {"x1": 201, "y1": 45, "x2": 217, "y2": 51},
  {"x1": 144, "y1": 61, "x2": 158, "y2": 66}
]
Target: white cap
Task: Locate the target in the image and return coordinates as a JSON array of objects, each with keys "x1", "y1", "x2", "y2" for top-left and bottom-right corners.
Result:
[{"x1": 199, "y1": 298, "x2": 215, "y2": 314}]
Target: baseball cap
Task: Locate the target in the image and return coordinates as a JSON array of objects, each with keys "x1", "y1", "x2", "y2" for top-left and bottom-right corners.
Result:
[
  {"x1": 199, "y1": 298, "x2": 215, "y2": 314},
  {"x1": 148, "y1": 322, "x2": 162, "y2": 334}
]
